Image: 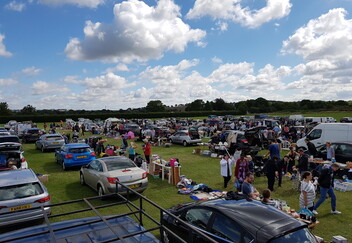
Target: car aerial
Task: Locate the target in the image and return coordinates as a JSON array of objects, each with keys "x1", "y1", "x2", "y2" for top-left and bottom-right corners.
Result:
[
  {"x1": 0, "y1": 169, "x2": 51, "y2": 227},
  {"x1": 169, "y1": 131, "x2": 202, "y2": 147},
  {"x1": 22, "y1": 128, "x2": 41, "y2": 143},
  {"x1": 0, "y1": 142, "x2": 28, "y2": 170},
  {"x1": 35, "y1": 134, "x2": 65, "y2": 152},
  {"x1": 315, "y1": 142, "x2": 352, "y2": 163},
  {"x1": 80, "y1": 156, "x2": 148, "y2": 196},
  {"x1": 55, "y1": 143, "x2": 96, "y2": 170},
  {"x1": 162, "y1": 198, "x2": 319, "y2": 243}
]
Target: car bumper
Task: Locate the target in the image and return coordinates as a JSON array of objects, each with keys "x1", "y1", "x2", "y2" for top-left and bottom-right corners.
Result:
[
  {"x1": 0, "y1": 207, "x2": 51, "y2": 227},
  {"x1": 43, "y1": 144, "x2": 65, "y2": 150},
  {"x1": 187, "y1": 139, "x2": 202, "y2": 144},
  {"x1": 106, "y1": 180, "x2": 148, "y2": 194},
  {"x1": 64, "y1": 159, "x2": 95, "y2": 168}
]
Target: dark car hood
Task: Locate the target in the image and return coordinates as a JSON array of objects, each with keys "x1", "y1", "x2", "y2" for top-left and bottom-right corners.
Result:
[{"x1": 0, "y1": 142, "x2": 22, "y2": 152}]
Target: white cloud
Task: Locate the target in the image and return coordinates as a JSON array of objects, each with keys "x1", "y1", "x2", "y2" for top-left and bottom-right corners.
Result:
[
  {"x1": 0, "y1": 78, "x2": 18, "y2": 87},
  {"x1": 0, "y1": 34, "x2": 13, "y2": 57},
  {"x1": 20, "y1": 66, "x2": 43, "y2": 76},
  {"x1": 63, "y1": 75, "x2": 81, "y2": 84},
  {"x1": 104, "y1": 64, "x2": 129, "y2": 73},
  {"x1": 281, "y1": 8, "x2": 352, "y2": 100},
  {"x1": 38, "y1": 0, "x2": 104, "y2": 8},
  {"x1": 5, "y1": 1, "x2": 26, "y2": 11},
  {"x1": 82, "y1": 73, "x2": 135, "y2": 89},
  {"x1": 65, "y1": 0, "x2": 206, "y2": 63},
  {"x1": 212, "y1": 57, "x2": 223, "y2": 64},
  {"x1": 31, "y1": 80, "x2": 70, "y2": 95},
  {"x1": 187, "y1": 0, "x2": 292, "y2": 28}
]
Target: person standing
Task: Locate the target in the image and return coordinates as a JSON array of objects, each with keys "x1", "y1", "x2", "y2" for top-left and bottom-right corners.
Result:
[
  {"x1": 233, "y1": 154, "x2": 249, "y2": 191},
  {"x1": 142, "y1": 139, "x2": 151, "y2": 164},
  {"x1": 264, "y1": 156, "x2": 279, "y2": 192},
  {"x1": 299, "y1": 171, "x2": 316, "y2": 211},
  {"x1": 305, "y1": 138, "x2": 317, "y2": 157},
  {"x1": 265, "y1": 140, "x2": 280, "y2": 159},
  {"x1": 278, "y1": 156, "x2": 289, "y2": 187},
  {"x1": 297, "y1": 149, "x2": 309, "y2": 175},
  {"x1": 242, "y1": 172, "x2": 260, "y2": 199},
  {"x1": 312, "y1": 163, "x2": 341, "y2": 215},
  {"x1": 326, "y1": 142, "x2": 335, "y2": 161},
  {"x1": 287, "y1": 146, "x2": 298, "y2": 172},
  {"x1": 128, "y1": 142, "x2": 137, "y2": 161},
  {"x1": 220, "y1": 155, "x2": 234, "y2": 188}
]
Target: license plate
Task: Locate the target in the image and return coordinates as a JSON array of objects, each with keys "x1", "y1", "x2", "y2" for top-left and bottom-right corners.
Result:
[
  {"x1": 76, "y1": 155, "x2": 87, "y2": 159},
  {"x1": 52, "y1": 142, "x2": 59, "y2": 144},
  {"x1": 10, "y1": 204, "x2": 32, "y2": 212},
  {"x1": 128, "y1": 184, "x2": 140, "y2": 189}
]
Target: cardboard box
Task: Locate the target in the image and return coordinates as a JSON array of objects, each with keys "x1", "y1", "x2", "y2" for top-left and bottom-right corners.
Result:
[
  {"x1": 38, "y1": 174, "x2": 49, "y2": 183},
  {"x1": 332, "y1": 235, "x2": 348, "y2": 243}
]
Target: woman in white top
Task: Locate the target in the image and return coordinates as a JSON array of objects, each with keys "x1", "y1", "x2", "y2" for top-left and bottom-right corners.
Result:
[{"x1": 299, "y1": 171, "x2": 316, "y2": 211}]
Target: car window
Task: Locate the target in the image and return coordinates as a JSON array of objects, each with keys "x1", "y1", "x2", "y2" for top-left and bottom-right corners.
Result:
[
  {"x1": 210, "y1": 213, "x2": 253, "y2": 242},
  {"x1": 69, "y1": 147, "x2": 91, "y2": 153},
  {"x1": 269, "y1": 228, "x2": 317, "y2": 243},
  {"x1": 46, "y1": 136, "x2": 62, "y2": 141},
  {"x1": 0, "y1": 137, "x2": 20, "y2": 143},
  {"x1": 0, "y1": 182, "x2": 44, "y2": 201},
  {"x1": 97, "y1": 161, "x2": 103, "y2": 172},
  {"x1": 88, "y1": 160, "x2": 98, "y2": 170},
  {"x1": 181, "y1": 208, "x2": 213, "y2": 230},
  {"x1": 307, "y1": 129, "x2": 322, "y2": 140},
  {"x1": 105, "y1": 158, "x2": 136, "y2": 171}
]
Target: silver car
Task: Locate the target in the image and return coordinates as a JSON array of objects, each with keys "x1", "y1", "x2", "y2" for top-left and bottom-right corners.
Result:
[
  {"x1": 0, "y1": 169, "x2": 51, "y2": 227},
  {"x1": 80, "y1": 156, "x2": 148, "y2": 196},
  {"x1": 35, "y1": 134, "x2": 65, "y2": 152},
  {"x1": 169, "y1": 131, "x2": 202, "y2": 146}
]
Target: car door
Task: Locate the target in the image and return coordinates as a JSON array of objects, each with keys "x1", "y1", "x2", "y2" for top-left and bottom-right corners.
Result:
[
  {"x1": 208, "y1": 213, "x2": 254, "y2": 243},
  {"x1": 56, "y1": 145, "x2": 66, "y2": 163},
  {"x1": 172, "y1": 132, "x2": 181, "y2": 144},
  {"x1": 335, "y1": 144, "x2": 352, "y2": 163},
  {"x1": 173, "y1": 207, "x2": 214, "y2": 243},
  {"x1": 84, "y1": 160, "x2": 100, "y2": 189}
]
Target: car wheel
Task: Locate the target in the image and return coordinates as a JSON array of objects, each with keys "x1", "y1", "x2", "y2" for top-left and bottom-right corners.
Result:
[
  {"x1": 35, "y1": 143, "x2": 38, "y2": 150},
  {"x1": 62, "y1": 161, "x2": 66, "y2": 171},
  {"x1": 98, "y1": 185, "x2": 104, "y2": 197},
  {"x1": 80, "y1": 173, "x2": 85, "y2": 185},
  {"x1": 162, "y1": 231, "x2": 170, "y2": 243},
  {"x1": 183, "y1": 141, "x2": 188, "y2": 147},
  {"x1": 41, "y1": 145, "x2": 45, "y2": 152}
]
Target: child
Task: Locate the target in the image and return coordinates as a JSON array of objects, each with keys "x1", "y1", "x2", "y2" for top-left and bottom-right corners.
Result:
[{"x1": 291, "y1": 167, "x2": 300, "y2": 191}]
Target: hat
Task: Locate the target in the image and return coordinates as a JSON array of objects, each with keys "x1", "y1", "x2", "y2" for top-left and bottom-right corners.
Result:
[{"x1": 143, "y1": 139, "x2": 149, "y2": 143}]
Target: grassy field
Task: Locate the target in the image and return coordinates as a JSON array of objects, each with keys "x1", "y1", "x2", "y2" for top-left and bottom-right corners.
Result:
[{"x1": 1, "y1": 111, "x2": 352, "y2": 241}]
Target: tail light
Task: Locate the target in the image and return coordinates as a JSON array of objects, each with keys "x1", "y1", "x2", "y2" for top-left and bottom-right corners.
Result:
[
  {"x1": 65, "y1": 154, "x2": 73, "y2": 159},
  {"x1": 44, "y1": 137, "x2": 48, "y2": 140},
  {"x1": 35, "y1": 195, "x2": 50, "y2": 203},
  {"x1": 186, "y1": 132, "x2": 190, "y2": 136},
  {"x1": 90, "y1": 152, "x2": 96, "y2": 156},
  {"x1": 107, "y1": 177, "x2": 119, "y2": 184},
  {"x1": 122, "y1": 169, "x2": 131, "y2": 172},
  {"x1": 142, "y1": 172, "x2": 147, "y2": 179},
  {"x1": 0, "y1": 206, "x2": 7, "y2": 210},
  {"x1": 241, "y1": 139, "x2": 248, "y2": 143},
  {"x1": 21, "y1": 157, "x2": 26, "y2": 163}
]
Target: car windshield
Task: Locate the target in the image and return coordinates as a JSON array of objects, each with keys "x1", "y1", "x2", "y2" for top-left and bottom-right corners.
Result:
[
  {"x1": 27, "y1": 130, "x2": 39, "y2": 134},
  {"x1": 46, "y1": 136, "x2": 62, "y2": 141},
  {"x1": 0, "y1": 182, "x2": 44, "y2": 201},
  {"x1": 69, "y1": 147, "x2": 91, "y2": 153},
  {"x1": 0, "y1": 137, "x2": 20, "y2": 143},
  {"x1": 269, "y1": 228, "x2": 317, "y2": 243},
  {"x1": 105, "y1": 158, "x2": 136, "y2": 171}
]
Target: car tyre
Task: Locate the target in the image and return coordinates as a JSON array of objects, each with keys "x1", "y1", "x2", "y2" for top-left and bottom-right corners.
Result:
[
  {"x1": 98, "y1": 185, "x2": 104, "y2": 197},
  {"x1": 80, "y1": 173, "x2": 85, "y2": 185},
  {"x1": 183, "y1": 141, "x2": 188, "y2": 147},
  {"x1": 41, "y1": 146, "x2": 46, "y2": 152},
  {"x1": 162, "y1": 231, "x2": 170, "y2": 243}
]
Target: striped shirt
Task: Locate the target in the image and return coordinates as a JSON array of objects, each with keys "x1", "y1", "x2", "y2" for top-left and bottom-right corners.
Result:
[{"x1": 299, "y1": 181, "x2": 316, "y2": 208}]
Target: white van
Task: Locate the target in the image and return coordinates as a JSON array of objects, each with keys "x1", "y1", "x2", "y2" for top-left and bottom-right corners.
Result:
[
  {"x1": 297, "y1": 123, "x2": 352, "y2": 149},
  {"x1": 304, "y1": 117, "x2": 336, "y2": 123},
  {"x1": 289, "y1": 115, "x2": 304, "y2": 121}
]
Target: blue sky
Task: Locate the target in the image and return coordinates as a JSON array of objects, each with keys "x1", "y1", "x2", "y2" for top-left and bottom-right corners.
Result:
[{"x1": 0, "y1": 0, "x2": 352, "y2": 110}]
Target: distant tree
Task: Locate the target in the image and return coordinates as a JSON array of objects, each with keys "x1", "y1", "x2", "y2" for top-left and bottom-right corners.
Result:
[
  {"x1": 335, "y1": 100, "x2": 349, "y2": 107},
  {"x1": 186, "y1": 99, "x2": 204, "y2": 111},
  {"x1": 21, "y1": 105, "x2": 36, "y2": 114},
  {"x1": 0, "y1": 102, "x2": 11, "y2": 116},
  {"x1": 146, "y1": 100, "x2": 165, "y2": 112},
  {"x1": 203, "y1": 101, "x2": 213, "y2": 111},
  {"x1": 213, "y1": 98, "x2": 228, "y2": 110}
]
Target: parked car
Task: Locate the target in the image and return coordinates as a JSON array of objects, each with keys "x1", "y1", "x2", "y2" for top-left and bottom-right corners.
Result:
[
  {"x1": 0, "y1": 142, "x2": 28, "y2": 170},
  {"x1": 340, "y1": 117, "x2": 352, "y2": 123},
  {"x1": 169, "y1": 131, "x2": 201, "y2": 146},
  {"x1": 80, "y1": 156, "x2": 148, "y2": 196},
  {"x1": 0, "y1": 169, "x2": 51, "y2": 227},
  {"x1": 315, "y1": 142, "x2": 352, "y2": 163},
  {"x1": 0, "y1": 127, "x2": 10, "y2": 136},
  {"x1": 55, "y1": 143, "x2": 96, "y2": 170},
  {"x1": 35, "y1": 134, "x2": 65, "y2": 152},
  {"x1": 0, "y1": 135, "x2": 21, "y2": 144},
  {"x1": 22, "y1": 128, "x2": 41, "y2": 143},
  {"x1": 162, "y1": 198, "x2": 319, "y2": 243},
  {"x1": 123, "y1": 123, "x2": 141, "y2": 135}
]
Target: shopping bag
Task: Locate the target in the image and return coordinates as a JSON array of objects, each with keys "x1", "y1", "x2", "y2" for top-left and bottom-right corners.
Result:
[{"x1": 297, "y1": 208, "x2": 313, "y2": 217}]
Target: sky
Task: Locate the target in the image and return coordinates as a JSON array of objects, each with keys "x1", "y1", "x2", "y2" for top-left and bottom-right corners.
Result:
[{"x1": 0, "y1": 0, "x2": 352, "y2": 110}]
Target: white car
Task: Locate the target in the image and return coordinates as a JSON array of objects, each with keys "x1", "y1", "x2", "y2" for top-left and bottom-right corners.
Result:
[{"x1": 80, "y1": 156, "x2": 148, "y2": 196}]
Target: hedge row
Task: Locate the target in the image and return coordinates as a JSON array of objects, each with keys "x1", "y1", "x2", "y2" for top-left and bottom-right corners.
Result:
[{"x1": 0, "y1": 110, "x2": 242, "y2": 123}]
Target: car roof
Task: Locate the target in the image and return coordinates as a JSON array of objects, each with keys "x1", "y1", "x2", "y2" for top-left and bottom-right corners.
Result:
[
  {"x1": 198, "y1": 199, "x2": 305, "y2": 242},
  {"x1": 41, "y1": 133, "x2": 62, "y2": 137},
  {"x1": 64, "y1": 143, "x2": 90, "y2": 148},
  {"x1": 0, "y1": 169, "x2": 38, "y2": 187}
]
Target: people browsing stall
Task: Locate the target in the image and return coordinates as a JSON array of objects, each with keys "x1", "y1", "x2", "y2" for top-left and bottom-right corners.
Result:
[
  {"x1": 265, "y1": 140, "x2": 280, "y2": 159},
  {"x1": 246, "y1": 155, "x2": 254, "y2": 173},
  {"x1": 128, "y1": 142, "x2": 137, "y2": 161},
  {"x1": 278, "y1": 156, "x2": 289, "y2": 187},
  {"x1": 305, "y1": 138, "x2": 317, "y2": 157},
  {"x1": 220, "y1": 155, "x2": 235, "y2": 188},
  {"x1": 242, "y1": 172, "x2": 260, "y2": 199},
  {"x1": 233, "y1": 154, "x2": 249, "y2": 191},
  {"x1": 287, "y1": 146, "x2": 299, "y2": 173},
  {"x1": 312, "y1": 163, "x2": 341, "y2": 215},
  {"x1": 325, "y1": 142, "x2": 335, "y2": 161},
  {"x1": 299, "y1": 171, "x2": 316, "y2": 212},
  {"x1": 142, "y1": 139, "x2": 151, "y2": 164},
  {"x1": 297, "y1": 149, "x2": 309, "y2": 175},
  {"x1": 263, "y1": 156, "x2": 279, "y2": 192}
]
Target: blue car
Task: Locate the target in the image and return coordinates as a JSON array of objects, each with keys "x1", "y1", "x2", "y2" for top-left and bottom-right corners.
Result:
[{"x1": 55, "y1": 143, "x2": 96, "y2": 170}]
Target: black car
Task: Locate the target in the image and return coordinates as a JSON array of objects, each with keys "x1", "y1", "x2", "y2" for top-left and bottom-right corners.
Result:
[
  {"x1": 245, "y1": 126, "x2": 269, "y2": 148},
  {"x1": 22, "y1": 128, "x2": 41, "y2": 143},
  {"x1": 316, "y1": 142, "x2": 352, "y2": 163},
  {"x1": 162, "y1": 199, "x2": 318, "y2": 243}
]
